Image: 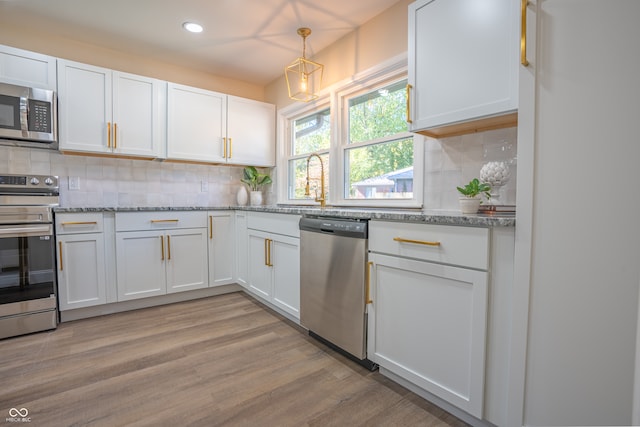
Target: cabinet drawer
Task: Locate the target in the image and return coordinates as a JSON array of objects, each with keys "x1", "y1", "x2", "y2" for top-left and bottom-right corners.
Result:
[
  {"x1": 369, "y1": 221, "x2": 489, "y2": 270},
  {"x1": 115, "y1": 211, "x2": 206, "y2": 232},
  {"x1": 56, "y1": 213, "x2": 104, "y2": 234},
  {"x1": 247, "y1": 212, "x2": 301, "y2": 238}
]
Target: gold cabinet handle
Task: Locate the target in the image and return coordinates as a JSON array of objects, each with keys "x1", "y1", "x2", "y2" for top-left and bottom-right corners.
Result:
[
  {"x1": 113, "y1": 122, "x2": 118, "y2": 149},
  {"x1": 264, "y1": 238, "x2": 269, "y2": 266},
  {"x1": 160, "y1": 235, "x2": 165, "y2": 261},
  {"x1": 406, "y1": 84, "x2": 413, "y2": 124},
  {"x1": 150, "y1": 219, "x2": 179, "y2": 223},
  {"x1": 58, "y1": 241, "x2": 63, "y2": 271},
  {"x1": 366, "y1": 261, "x2": 373, "y2": 304},
  {"x1": 228, "y1": 138, "x2": 233, "y2": 159},
  {"x1": 209, "y1": 215, "x2": 213, "y2": 239},
  {"x1": 393, "y1": 237, "x2": 441, "y2": 247},
  {"x1": 61, "y1": 221, "x2": 98, "y2": 226},
  {"x1": 223, "y1": 137, "x2": 227, "y2": 158},
  {"x1": 167, "y1": 235, "x2": 171, "y2": 260},
  {"x1": 521, "y1": 0, "x2": 530, "y2": 66},
  {"x1": 107, "y1": 122, "x2": 111, "y2": 148}
]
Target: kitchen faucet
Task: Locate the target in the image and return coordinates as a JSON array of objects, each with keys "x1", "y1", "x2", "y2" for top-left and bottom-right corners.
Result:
[{"x1": 304, "y1": 153, "x2": 326, "y2": 208}]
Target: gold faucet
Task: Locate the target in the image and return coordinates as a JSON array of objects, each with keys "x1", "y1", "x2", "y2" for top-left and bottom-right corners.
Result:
[{"x1": 304, "y1": 153, "x2": 326, "y2": 208}]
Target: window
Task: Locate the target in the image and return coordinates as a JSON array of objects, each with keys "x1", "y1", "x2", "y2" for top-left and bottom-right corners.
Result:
[
  {"x1": 287, "y1": 107, "x2": 330, "y2": 201},
  {"x1": 278, "y1": 59, "x2": 422, "y2": 208},
  {"x1": 343, "y1": 79, "x2": 415, "y2": 201}
]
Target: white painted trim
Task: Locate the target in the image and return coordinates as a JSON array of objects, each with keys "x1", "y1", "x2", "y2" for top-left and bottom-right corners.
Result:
[{"x1": 634, "y1": 274, "x2": 640, "y2": 425}]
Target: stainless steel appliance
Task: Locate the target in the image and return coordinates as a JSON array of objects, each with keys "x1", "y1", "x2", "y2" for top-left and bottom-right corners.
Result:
[
  {"x1": 0, "y1": 82, "x2": 57, "y2": 149},
  {"x1": 0, "y1": 174, "x2": 59, "y2": 339},
  {"x1": 299, "y1": 216, "x2": 376, "y2": 370}
]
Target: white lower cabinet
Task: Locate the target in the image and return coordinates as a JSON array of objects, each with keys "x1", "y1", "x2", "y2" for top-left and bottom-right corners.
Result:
[
  {"x1": 207, "y1": 211, "x2": 235, "y2": 286},
  {"x1": 115, "y1": 211, "x2": 208, "y2": 301},
  {"x1": 55, "y1": 213, "x2": 108, "y2": 310},
  {"x1": 368, "y1": 221, "x2": 490, "y2": 419},
  {"x1": 246, "y1": 212, "x2": 300, "y2": 319}
]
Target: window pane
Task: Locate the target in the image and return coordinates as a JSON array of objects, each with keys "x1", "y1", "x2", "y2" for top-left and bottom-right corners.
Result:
[
  {"x1": 346, "y1": 138, "x2": 413, "y2": 199},
  {"x1": 289, "y1": 153, "x2": 330, "y2": 200},
  {"x1": 293, "y1": 108, "x2": 330, "y2": 155},
  {"x1": 349, "y1": 80, "x2": 408, "y2": 144}
]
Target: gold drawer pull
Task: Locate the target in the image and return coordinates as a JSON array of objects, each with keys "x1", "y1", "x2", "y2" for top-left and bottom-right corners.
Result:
[
  {"x1": 393, "y1": 237, "x2": 441, "y2": 247},
  {"x1": 61, "y1": 221, "x2": 98, "y2": 226},
  {"x1": 366, "y1": 261, "x2": 373, "y2": 304},
  {"x1": 150, "y1": 219, "x2": 179, "y2": 223},
  {"x1": 59, "y1": 241, "x2": 63, "y2": 271}
]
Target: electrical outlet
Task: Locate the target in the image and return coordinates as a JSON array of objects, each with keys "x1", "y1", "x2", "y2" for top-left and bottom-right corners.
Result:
[
  {"x1": 201, "y1": 180, "x2": 209, "y2": 192},
  {"x1": 69, "y1": 176, "x2": 80, "y2": 191}
]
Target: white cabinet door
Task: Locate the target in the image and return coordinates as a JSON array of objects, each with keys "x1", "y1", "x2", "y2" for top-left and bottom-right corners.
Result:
[
  {"x1": 165, "y1": 228, "x2": 208, "y2": 293},
  {"x1": 112, "y1": 71, "x2": 163, "y2": 158},
  {"x1": 115, "y1": 230, "x2": 166, "y2": 301},
  {"x1": 369, "y1": 252, "x2": 488, "y2": 418},
  {"x1": 271, "y1": 235, "x2": 300, "y2": 318},
  {"x1": 226, "y1": 95, "x2": 275, "y2": 167},
  {"x1": 235, "y1": 211, "x2": 248, "y2": 287},
  {"x1": 408, "y1": 0, "x2": 518, "y2": 135},
  {"x1": 0, "y1": 44, "x2": 57, "y2": 90},
  {"x1": 247, "y1": 230, "x2": 272, "y2": 299},
  {"x1": 57, "y1": 233, "x2": 107, "y2": 310},
  {"x1": 57, "y1": 60, "x2": 112, "y2": 153},
  {"x1": 208, "y1": 212, "x2": 235, "y2": 286},
  {"x1": 166, "y1": 83, "x2": 227, "y2": 162}
]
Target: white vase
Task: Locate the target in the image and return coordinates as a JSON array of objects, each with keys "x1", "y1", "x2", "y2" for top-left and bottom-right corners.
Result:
[
  {"x1": 459, "y1": 197, "x2": 481, "y2": 214},
  {"x1": 236, "y1": 186, "x2": 248, "y2": 206},
  {"x1": 250, "y1": 191, "x2": 263, "y2": 206}
]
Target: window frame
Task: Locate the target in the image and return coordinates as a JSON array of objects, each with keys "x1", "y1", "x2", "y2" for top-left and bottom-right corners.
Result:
[{"x1": 277, "y1": 55, "x2": 423, "y2": 208}]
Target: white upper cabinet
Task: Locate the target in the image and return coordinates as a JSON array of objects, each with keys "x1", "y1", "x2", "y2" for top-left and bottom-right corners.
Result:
[
  {"x1": 57, "y1": 59, "x2": 164, "y2": 157},
  {"x1": 0, "y1": 44, "x2": 57, "y2": 90},
  {"x1": 408, "y1": 0, "x2": 519, "y2": 137},
  {"x1": 167, "y1": 83, "x2": 227, "y2": 163},
  {"x1": 167, "y1": 83, "x2": 275, "y2": 166},
  {"x1": 227, "y1": 95, "x2": 275, "y2": 167}
]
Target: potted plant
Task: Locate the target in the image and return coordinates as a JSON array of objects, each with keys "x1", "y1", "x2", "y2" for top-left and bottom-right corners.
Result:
[
  {"x1": 456, "y1": 178, "x2": 491, "y2": 214},
  {"x1": 241, "y1": 166, "x2": 272, "y2": 206}
]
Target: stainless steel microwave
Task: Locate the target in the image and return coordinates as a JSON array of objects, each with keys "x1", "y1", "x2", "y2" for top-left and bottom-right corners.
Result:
[{"x1": 0, "y1": 82, "x2": 57, "y2": 150}]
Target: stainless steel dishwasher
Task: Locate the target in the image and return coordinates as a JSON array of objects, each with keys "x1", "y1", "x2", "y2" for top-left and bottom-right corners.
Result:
[{"x1": 299, "y1": 216, "x2": 376, "y2": 370}]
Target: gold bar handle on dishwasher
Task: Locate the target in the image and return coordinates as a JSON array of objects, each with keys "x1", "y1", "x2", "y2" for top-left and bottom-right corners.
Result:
[
  {"x1": 61, "y1": 221, "x2": 98, "y2": 226},
  {"x1": 393, "y1": 237, "x2": 441, "y2": 247},
  {"x1": 150, "y1": 219, "x2": 179, "y2": 223},
  {"x1": 366, "y1": 261, "x2": 373, "y2": 304},
  {"x1": 59, "y1": 241, "x2": 63, "y2": 271},
  {"x1": 520, "y1": 0, "x2": 530, "y2": 66},
  {"x1": 406, "y1": 84, "x2": 413, "y2": 124}
]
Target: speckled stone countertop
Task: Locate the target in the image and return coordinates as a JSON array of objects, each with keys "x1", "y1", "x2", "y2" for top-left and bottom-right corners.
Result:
[{"x1": 54, "y1": 205, "x2": 515, "y2": 227}]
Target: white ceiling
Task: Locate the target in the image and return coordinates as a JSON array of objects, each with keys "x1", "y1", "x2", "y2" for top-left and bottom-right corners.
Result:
[{"x1": 0, "y1": 0, "x2": 401, "y2": 86}]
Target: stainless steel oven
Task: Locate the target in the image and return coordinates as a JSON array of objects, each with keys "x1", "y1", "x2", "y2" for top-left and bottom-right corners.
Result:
[{"x1": 0, "y1": 174, "x2": 59, "y2": 339}]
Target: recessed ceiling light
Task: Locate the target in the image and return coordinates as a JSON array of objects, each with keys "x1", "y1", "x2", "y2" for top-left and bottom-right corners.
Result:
[{"x1": 182, "y1": 22, "x2": 203, "y2": 33}]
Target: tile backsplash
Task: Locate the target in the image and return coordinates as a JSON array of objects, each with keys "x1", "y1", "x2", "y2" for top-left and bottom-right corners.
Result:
[
  {"x1": 0, "y1": 145, "x2": 257, "y2": 207},
  {"x1": 0, "y1": 125, "x2": 516, "y2": 210},
  {"x1": 423, "y1": 127, "x2": 517, "y2": 210}
]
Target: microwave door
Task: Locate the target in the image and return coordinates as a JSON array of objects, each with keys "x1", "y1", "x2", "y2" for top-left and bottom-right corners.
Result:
[{"x1": 0, "y1": 94, "x2": 21, "y2": 131}]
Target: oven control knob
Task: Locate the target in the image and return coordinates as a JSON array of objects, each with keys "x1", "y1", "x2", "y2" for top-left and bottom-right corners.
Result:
[
  {"x1": 44, "y1": 177, "x2": 54, "y2": 186},
  {"x1": 30, "y1": 177, "x2": 40, "y2": 185}
]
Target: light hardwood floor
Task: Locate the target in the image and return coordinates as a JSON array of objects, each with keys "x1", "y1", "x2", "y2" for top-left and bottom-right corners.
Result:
[{"x1": 0, "y1": 292, "x2": 469, "y2": 426}]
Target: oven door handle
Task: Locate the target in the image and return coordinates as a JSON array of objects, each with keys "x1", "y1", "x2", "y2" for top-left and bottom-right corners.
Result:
[{"x1": 0, "y1": 224, "x2": 52, "y2": 237}]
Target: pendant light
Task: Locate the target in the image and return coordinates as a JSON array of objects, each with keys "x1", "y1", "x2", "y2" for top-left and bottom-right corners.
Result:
[{"x1": 285, "y1": 27, "x2": 324, "y2": 102}]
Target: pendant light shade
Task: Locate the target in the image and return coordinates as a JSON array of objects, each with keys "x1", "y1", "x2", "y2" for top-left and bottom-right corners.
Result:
[{"x1": 285, "y1": 27, "x2": 324, "y2": 102}]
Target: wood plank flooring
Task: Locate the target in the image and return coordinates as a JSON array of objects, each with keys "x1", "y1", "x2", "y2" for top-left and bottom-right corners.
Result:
[{"x1": 0, "y1": 292, "x2": 469, "y2": 426}]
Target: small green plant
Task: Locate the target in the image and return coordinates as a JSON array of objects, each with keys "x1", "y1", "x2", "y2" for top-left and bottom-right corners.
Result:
[
  {"x1": 457, "y1": 178, "x2": 491, "y2": 199},
  {"x1": 241, "y1": 166, "x2": 272, "y2": 191}
]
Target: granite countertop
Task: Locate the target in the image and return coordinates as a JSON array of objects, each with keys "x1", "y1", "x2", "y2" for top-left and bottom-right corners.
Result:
[{"x1": 54, "y1": 205, "x2": 515, "y2": 227}]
